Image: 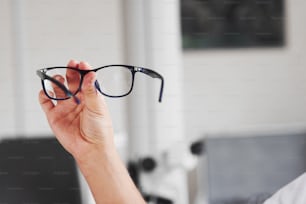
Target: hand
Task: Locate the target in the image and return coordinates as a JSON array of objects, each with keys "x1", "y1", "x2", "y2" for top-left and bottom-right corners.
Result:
[
  {"x1": 39, "y1": 60, "x2": 146, "y2": 204},
  {"x1": 39, "y1": 60, "x2": 114, "y2": 160}
]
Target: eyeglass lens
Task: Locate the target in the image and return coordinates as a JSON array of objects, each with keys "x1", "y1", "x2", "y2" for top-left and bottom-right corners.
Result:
[{"x1": 95, "y1": 66, "x2": 133, "y2": 97}]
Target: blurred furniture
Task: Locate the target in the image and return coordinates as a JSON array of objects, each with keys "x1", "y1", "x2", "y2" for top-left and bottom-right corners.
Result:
[
  {"x1": 201, "y1": 131, "x2": 306, "y2": 204},
  {"x1": 0, "y1": 137, "x2": 82, "y2": 204}
]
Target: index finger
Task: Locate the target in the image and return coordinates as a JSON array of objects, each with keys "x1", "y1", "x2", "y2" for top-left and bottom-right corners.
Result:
[{"x1": 66, "y1": 60, "x2": 81, "y2": 94}]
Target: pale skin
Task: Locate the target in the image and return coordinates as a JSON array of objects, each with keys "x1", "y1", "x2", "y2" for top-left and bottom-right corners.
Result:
[{"x1": 38, "y1": 60, "x2": 146, "y2": 204}]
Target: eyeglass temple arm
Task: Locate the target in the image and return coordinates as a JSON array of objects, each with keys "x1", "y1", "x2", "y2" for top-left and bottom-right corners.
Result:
[
  {"x1": 36, "y1": 70, "x2": 80, "y2": 104},
  {"x1": 135, "y1": 67, "x2": 164, "y2": 102}
]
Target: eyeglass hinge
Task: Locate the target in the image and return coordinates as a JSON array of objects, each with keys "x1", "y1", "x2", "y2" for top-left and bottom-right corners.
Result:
[{"x1": 134, "y1": 67, "x2": 143, "y2": 72}]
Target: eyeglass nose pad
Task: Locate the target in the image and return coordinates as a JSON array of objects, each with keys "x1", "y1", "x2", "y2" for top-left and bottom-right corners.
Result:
[{"x1": 94, "y1": 80, "x2": 102, "y2": 93}]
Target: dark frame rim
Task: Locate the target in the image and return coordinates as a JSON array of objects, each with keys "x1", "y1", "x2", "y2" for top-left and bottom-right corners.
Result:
[{"x1": 36, "y1": 64, "x2": 164, "y2": 102}]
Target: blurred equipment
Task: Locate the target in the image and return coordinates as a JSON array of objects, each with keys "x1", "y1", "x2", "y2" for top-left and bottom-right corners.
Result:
[
  {"x1": 181, "y1": 0, "x2": 285, "y2": 49},
  {"x1": 127, "y1": 140, "x2": 199, "y2": 204},
  {"x1": 190, "y1": 140, "x2": 205, "y2": 156},
  {"x1": 197, "y1": 132, "x2": 306, "y2": 204},
  {"x1": 0, "y1": 137, "x2": 82, "y2": 204},
  {"x1": 128, "y1": 157, "x2": 174, "y2": 204}
]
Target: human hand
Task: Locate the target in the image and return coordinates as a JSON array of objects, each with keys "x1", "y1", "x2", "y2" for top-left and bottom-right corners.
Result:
[
  {"x1": 39, "y1": 60, "x2": 147, "y2": 204},
  {"x1": 38, "y1": 60, "x2": 114, "y2": 161}
]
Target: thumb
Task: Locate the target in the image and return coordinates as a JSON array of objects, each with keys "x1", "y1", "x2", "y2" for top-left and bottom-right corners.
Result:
[
  {"x1": 79, "y1": 62, "x2": 106, "y2": 113},
  {"x1": 83, "y1": 72, "x2": 97, "y2": 98},
  {"x1": 83, "y1": 72, "x2": 105, "y2": 112}
]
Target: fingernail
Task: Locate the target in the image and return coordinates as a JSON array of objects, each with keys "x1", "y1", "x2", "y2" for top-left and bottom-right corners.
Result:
[{"x1": 84, "y1": 62, "x2": 91, "y2": 68}]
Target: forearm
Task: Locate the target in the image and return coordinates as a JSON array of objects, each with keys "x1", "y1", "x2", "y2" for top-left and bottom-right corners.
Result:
[{"x1": 76, "y1": 144, "x2": 146, "y2": 204}]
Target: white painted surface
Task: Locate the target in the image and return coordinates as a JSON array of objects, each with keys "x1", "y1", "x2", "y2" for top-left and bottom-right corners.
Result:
[
  {"x1": 0, "y1": 0, "x2": 127, "y2": 136},
  {"x1": 183, "y1": 0, "x2": 306, "y2": 141},
  {"x1": 0, "y1": 0, "x2": 15, "y2": 136},
  {"x1": 124, "y1": 1, "x2": 188, "y2": 203}
]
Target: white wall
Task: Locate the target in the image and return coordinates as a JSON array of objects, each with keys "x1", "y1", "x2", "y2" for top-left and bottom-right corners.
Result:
[
  {"x1": 183, "y1": 0, "x2": 306, "y2": 141},
  {"x1": 0, "y1": 0, "x2": 127, "y2": 137},
  {"x1": 123, "y1": 1, "x2": 189, "y2": 203},
  {"x1": 0, "y1": 0, "x2": 15, "y2": 135}
]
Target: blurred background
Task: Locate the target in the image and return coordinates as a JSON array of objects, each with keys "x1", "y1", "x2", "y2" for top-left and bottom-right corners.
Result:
[{"x1": 1, "y1": 0, "x2": 306, "y2": 203}]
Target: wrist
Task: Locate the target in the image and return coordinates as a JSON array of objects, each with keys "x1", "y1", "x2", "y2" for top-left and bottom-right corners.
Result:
[
  {"x1": 74, "y1": 141, "x2": 120, "y2": 174},
  {"x1": 73, "y1": 138, "x2": 146, "y2": 204}
]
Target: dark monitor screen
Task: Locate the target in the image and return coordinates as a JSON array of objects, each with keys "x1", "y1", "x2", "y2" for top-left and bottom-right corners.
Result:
[
  {"x1": 205, "y1": 132, "x2": 306, "y2": 204},
  {"x1": 181, "y1": 0, "x2": 285, "y2": 49},
  {"x1": 0, "y1": 137, "x2": 82, "y2": 204}
]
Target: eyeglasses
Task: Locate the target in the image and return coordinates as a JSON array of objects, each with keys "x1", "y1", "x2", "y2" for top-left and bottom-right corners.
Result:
[{"x1": 36, "y1": 65, "x2": 164, "y2": 104}]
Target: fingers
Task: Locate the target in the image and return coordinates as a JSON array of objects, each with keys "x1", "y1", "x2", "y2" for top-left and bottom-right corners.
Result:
[
  {"x1": 80, "y1": 61, "x2": 96, "y2": 96},
  {"x1": 39, "y1": 90, "x2": 55, "y2": 114},
  {"x1": 67, "y1": 59, "x2": 79, "y2": 68},
  {"x1": 79, "y1": 61, "x2": 107, "y2": 112},
  {"x1": 79, "y1": 61, "x2": 97, "y2": 98},
  {"x1": 50, "y1": 75, "x2": 68, "y2": 99},
  {"x1": 66, "y1": 60, "x2": 81, "y2": 94},
  {"x1": 50, "y1": 60, "x2": 79, "y2": 103}
]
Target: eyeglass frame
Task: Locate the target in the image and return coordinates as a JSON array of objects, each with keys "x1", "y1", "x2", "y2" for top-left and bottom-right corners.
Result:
[{"x1": 36, "y1": 64, "x2": 164, "y2": 103}]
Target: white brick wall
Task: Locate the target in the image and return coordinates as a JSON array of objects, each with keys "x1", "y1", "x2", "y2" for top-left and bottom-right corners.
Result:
[{"x1": 0, "y1": 0, "x2": 127, "y2": 137}]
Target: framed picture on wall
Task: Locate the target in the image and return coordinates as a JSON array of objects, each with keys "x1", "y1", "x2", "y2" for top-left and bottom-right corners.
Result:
[{"x1": 181, "y1": 0, "x2": 285, "y2": 49}]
